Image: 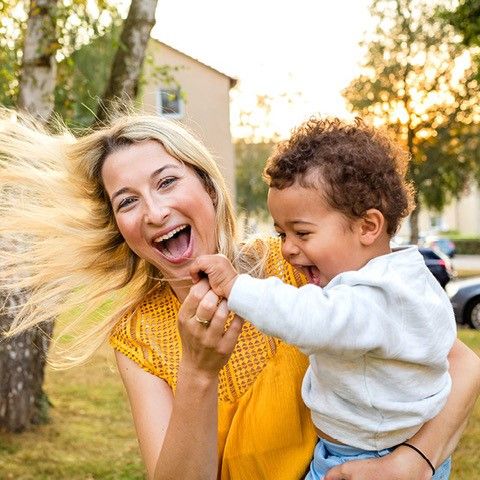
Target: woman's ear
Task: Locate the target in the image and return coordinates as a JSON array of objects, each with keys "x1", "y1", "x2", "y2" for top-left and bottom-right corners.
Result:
[{"x1": 359, "y1": 209, "x2": 385, "y2": 246}]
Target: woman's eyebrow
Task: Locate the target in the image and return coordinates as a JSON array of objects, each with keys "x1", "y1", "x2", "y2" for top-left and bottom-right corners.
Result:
[{"x1": 150, "y1": 164, "x2": 181, "y2": 180}]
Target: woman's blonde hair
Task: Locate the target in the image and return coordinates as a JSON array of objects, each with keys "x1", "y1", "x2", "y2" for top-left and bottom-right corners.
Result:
[{"x1": 0, "y1": 110, "x2": 238, "y2": 367}]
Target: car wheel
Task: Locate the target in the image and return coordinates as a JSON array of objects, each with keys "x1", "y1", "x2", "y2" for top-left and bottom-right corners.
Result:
[{"x1": 466, "y1": 297, "x2": 480, "y2": 330}]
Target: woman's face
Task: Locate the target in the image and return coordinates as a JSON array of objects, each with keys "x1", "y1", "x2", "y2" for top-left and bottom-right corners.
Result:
[{"x1": 101, "y1": 140, "x2": 217, "y2": 283}]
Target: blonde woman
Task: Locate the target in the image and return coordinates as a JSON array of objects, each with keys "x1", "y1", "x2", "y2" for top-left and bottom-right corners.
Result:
[{"x1": 1, "y1": 111, "x2": 479, "y2": 480}]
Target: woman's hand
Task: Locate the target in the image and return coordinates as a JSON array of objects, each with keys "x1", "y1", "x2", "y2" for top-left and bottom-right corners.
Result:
[
  {"x1": 178, "y1": 278, "x2": 243, "y2": 378},
  {"x1": 324, "y1": 447, "x2": 432, "y2": 480}
]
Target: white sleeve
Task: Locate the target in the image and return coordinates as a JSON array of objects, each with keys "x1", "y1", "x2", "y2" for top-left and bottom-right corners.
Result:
[{"x1": 228, "y1": 274, "x2": 398, "y2": 356}]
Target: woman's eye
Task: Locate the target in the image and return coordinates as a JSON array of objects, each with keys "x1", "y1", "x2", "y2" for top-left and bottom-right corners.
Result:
[
  {"x1": 117, "y1": 197, "x2": 136, "y2": 211},
  {"x1": 158, "y1": 177, "x2": 177, "y2": 189},
  {"x1": 276, "y1": 232, "x2": 286, "y2": 241},
  {"x1": 296, "y1": 231, "x2": 310, "y2": 238}
]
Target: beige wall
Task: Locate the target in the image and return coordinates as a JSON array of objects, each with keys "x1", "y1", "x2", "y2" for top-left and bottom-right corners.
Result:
[
  {"x1": 140, "y1": 39, "x2": 236, "y2": 198},
  {"x1": 442, "y1": 185, "x2": 480, "y2": 234},
  {"x1": 397, "y1": 183, "x2": 480, "y2": 238}
]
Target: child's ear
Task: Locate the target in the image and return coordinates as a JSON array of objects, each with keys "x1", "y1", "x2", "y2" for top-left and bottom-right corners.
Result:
[{"x1": 358, "y1": 209, "x2": 385, "y2": 246}]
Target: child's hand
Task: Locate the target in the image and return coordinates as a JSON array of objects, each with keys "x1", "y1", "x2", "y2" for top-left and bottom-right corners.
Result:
[{"x1": 190, "y1": 254, "x2": 239, "y2": 299}]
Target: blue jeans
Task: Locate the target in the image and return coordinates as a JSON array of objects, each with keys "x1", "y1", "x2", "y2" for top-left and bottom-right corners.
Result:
[{"x1": 304, "y1": 438, "x2": 451, "y2": 479}]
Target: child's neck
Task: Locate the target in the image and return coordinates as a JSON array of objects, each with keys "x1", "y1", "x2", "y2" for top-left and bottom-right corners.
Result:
[{"x1": 361, "y1": 236, "x2": 392, "y2": 268}]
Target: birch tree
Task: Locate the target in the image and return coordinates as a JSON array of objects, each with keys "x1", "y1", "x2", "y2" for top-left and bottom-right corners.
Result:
[
  {"x1": 0, "y1": 0, "x2": 60, "y2": 432},
  {"x1": 96, "y1": 0, "x2": 158, "y2": 122},
  {"x1": 0, "y1": 0, "x2": 129, "y2": 432},
  {"x1": 17, "y1": 0, "x2": 60, "y2": 120}
]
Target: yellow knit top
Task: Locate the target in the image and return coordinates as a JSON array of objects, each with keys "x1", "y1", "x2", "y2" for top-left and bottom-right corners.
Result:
[{"x1": 109, "y1": 238, "x2": 317, "y2": 479}]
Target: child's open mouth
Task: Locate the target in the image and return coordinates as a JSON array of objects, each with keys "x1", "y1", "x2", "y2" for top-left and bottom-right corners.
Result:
[
  {"x1": 304, "y1": 265, "x2": 322, "y2": 286},
  {"x1": 153, "y1": 225, "x2": 192, "y2": 262}
]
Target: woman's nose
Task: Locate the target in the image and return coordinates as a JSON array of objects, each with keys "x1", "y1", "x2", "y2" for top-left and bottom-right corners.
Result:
[{"x1": 143, "y1": 200, "x2": 170, "y2": 225}]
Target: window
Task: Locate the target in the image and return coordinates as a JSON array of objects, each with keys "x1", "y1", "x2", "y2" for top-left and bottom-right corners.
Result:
[{"x1": 157, "y1": 88, "x2": 184, "y2": 119}]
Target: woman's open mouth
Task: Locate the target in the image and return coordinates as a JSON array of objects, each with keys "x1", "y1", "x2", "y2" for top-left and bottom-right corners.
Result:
[{"x1": 153, "y1": 225, "x2": 193, "y2": 263}]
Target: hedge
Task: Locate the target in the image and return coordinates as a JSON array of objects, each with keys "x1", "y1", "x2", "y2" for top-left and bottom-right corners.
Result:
[{"x1": 453, "y1": 238, "x2": 480, "y2": 255}]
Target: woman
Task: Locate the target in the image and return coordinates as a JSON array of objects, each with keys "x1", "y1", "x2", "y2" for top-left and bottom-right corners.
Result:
[{"x1": 1, "y1": 111, "x2": 479, "y2": 480}]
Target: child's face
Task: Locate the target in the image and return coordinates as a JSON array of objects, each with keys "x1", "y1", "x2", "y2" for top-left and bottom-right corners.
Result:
[{"x1": 268, "y1": 183, "x2": 364, "y2": 287}]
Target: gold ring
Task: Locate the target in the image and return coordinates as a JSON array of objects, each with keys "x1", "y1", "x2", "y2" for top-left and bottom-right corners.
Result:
[{"x1": 193, "y1": 314, "x2": 211, "y2": 327}]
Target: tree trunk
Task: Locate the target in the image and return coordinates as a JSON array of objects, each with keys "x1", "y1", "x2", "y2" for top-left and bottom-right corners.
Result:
[
  {"x1": 96, "y1": 0, "x2": 158, "y2": 123},
  {"x1": 1, "y1": 0, "x2": 59, "y2": 432},
  {"x1": 17, "y1": 0, "x2": 59, "y2": 121},
  {"x1": 0, "y1": 290, "x2": 54, "y2": 431},
  {"x1": 409, "y1": 203, "x2": 420, "y2": 244}
]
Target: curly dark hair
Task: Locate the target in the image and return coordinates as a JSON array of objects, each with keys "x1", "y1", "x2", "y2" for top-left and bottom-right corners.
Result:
[{"x1": 263, "y1": 118, "x2": 415, "y2": 235}]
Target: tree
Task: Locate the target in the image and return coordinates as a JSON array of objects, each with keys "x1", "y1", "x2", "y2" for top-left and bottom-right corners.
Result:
[
  {"x1": 235, "y1": 140, "x2": 273, "y2": 232},
  {"x1": 343, "y1": 0, "x2": 480, "y2": 243},
  {"x1": 96, "y1": 0, "x2": 158, "y2": 122},
  {"x1": 233, "y1": 90, "x2": 308, "y2": 234},
  {"x1": 17, "y1": 0, "x2": 60, "y2": 120},
  {"x1": 442, "y1": 0, "x2": 480, "y2": 47},
  {"x1": 0, "y1": 0, "x2": 60, "y2": 433},
  {"x1": 0, "y1": 1, "x2": 121, "y2": 122},
  {"x1": 0, "y1": 2, "x2": 26, "y2": 108},
  {"x1": 0, "y1": 0, "x2": 159, "y2": 432}
]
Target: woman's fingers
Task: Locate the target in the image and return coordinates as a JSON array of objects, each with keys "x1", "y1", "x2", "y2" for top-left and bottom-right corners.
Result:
[
  {"x1": 204, "y1": 299, "x2": 229, "y2": 338},
  {"x1": 179, "y1": 279, "x2": 242, "y2": 374},
  {"x1": 180, "y1": 279, "x2": 211, "y2": 320},
  {"x1": 195, "y1": 288, "x2": 222, "y2": 326},
  {"x1": 218, "y1": 314, "x2": 244, "y2": 355}
]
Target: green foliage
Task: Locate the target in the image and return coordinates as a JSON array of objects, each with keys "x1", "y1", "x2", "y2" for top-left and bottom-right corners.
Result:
[
  {"x1": 442, "y1": 0, "x2": 480, "y2": 47},
  {"x1": 0, "y1": 0, "x2": 27, "y2": 107},
  {"x1": 55, "y1": 20, "x2": 123, "y2": 127},
  {"x1": 452, "y1": 238, "x2": 480, "y2": 254},
  {"x1": 235, "y1": 140, "x2": 274, "y2": 222},
  {"x1": 343, "y1": 0, "x2": 480, "y2": 219},
  {"x1": 0, "y1": 1, "x2": 122, "y2": 124}
]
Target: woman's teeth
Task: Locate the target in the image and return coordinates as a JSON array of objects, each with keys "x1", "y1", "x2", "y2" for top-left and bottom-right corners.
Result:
[{"x1": 154, "y1": 225, "x2": 187, "y2": 243}]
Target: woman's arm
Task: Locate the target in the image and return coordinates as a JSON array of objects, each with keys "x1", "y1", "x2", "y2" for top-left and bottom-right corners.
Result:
[
  {"x1": 115, "y1": 279, "x2": 242, "y2": 480},
  {"x1": 325, "y1": 338, "x2": 480, "y2": 480}
]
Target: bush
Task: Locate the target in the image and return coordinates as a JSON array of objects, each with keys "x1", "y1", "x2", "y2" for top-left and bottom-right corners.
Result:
[{"x1": 452, "y1": 238, "x2": 480, "y2": 255}]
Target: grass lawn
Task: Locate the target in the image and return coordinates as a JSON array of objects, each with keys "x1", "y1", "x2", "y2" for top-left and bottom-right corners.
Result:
[
  {"x1": 0, "y1": 330, "x2": 479, "y2": 479},
  {"x1": 0, "y1": 346, "x2": 144, "y2": 480}
]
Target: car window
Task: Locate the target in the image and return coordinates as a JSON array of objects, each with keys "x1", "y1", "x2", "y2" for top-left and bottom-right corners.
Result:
[{"x1": 419, "y1": 249, "x2": 441, "y2": 260}]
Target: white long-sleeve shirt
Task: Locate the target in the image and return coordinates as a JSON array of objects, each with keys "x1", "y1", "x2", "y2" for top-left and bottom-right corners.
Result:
[{"x1": 228, "y1": 246, "x2": 456, "y2": 450}]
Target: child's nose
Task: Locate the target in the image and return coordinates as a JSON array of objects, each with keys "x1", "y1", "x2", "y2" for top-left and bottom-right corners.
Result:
[{"x1": 281, "y1": 238, "x2": 300, "y2": 260}]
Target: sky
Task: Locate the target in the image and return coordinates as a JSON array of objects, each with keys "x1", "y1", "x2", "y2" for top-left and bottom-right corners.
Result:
[{"x1": 151, "y1": 0, "x2": 374, "y2": 139}]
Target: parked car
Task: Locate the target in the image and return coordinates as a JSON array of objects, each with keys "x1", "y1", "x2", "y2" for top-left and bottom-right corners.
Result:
[
  {"x1": 425, "y1": 236, "x2": 456, "y2": 258},
  {"x1": 418, "y1": 247, "x2": 455, "y2": 289},
  {"x1": 447, "y1": 277, "x2": 480, "y2": 330}
]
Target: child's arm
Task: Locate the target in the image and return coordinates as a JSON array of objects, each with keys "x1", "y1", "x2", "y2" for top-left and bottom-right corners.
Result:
[
  {"x1": 190, "y1": 254, "x2": 239, "y2": 299},
  {"x1": 224, "y1": 274, "x2": 395, "y2": 354}
]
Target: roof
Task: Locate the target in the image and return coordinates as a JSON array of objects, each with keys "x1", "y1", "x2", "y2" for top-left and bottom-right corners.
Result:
[{"x1": 150, "y1": 37, "x2": 238, "y2": 88}]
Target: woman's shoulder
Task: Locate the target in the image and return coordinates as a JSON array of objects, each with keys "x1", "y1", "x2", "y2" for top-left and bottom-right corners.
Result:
[{"x1": 109, "y1": 284, "x2": 180, "y2": 384}]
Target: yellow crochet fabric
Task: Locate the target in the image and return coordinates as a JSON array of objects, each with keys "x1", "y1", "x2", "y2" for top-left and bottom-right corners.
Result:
[{"x1": 110, "y1": 237, "x2": 317, "y2": 479}]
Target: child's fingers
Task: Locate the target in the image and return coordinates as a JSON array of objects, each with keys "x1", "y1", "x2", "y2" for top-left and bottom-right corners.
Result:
[{"x1": 190, "y1": 256, "x2": 208, "y2": 283}]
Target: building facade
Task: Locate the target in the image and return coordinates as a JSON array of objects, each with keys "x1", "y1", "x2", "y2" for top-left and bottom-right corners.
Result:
[{"x1": 139, "y1": 38, "x2": 237, "y2": 197}]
